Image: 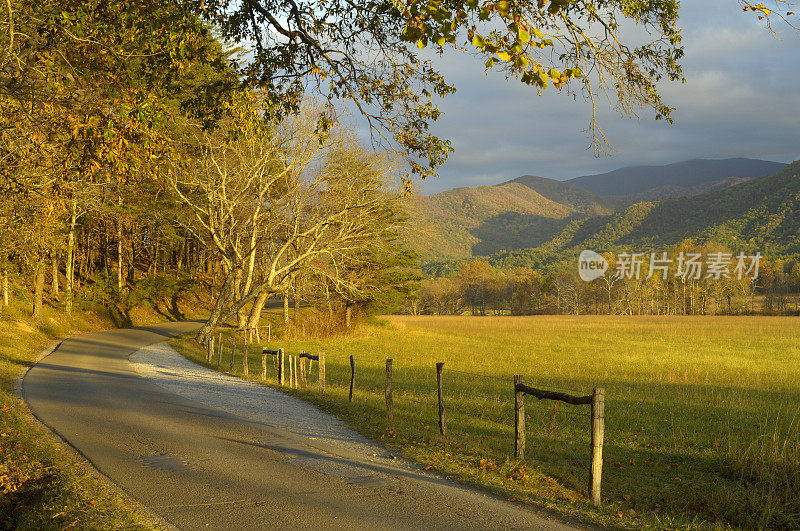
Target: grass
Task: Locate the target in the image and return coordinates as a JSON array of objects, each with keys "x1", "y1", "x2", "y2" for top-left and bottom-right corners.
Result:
[
  {"x1": 0, "y1": 296, "x2": 206, "y2": 530},
  {"x1": 173, "y1": 314, "x2": 800, "y2": 529}
]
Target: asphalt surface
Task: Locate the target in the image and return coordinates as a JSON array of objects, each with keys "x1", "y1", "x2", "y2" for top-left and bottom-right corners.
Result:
[{"x1": 22, "y1": 322, "x2": 577, "y2": 530}]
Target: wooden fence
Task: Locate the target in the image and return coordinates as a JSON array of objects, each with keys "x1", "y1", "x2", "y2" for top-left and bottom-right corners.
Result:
[
  {"x1": 514, "y1": 376, "x2": 605, "y2": 506},
  {"x1": 203, "y1": 335, "x2": 605, "y2": 507}
]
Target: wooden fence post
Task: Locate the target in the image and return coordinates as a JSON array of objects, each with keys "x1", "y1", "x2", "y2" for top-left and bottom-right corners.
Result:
[
  {"x1": 242, "y1": 335, "x2": 249, "y2": 377},
  {"x1": 436, "y1": 362, "x2": 447, "y2": 436},
  {"x1": 278, "y1": 348, "x2": 285, "y2": 385},
  {"x1": 206, "y1": 336, "x2": 214, "y2": 363},
  {"x1": 514, "y1": 375, "x2": 525, "y2": 460},
  {"x1": 261, "y1": 353, "x2": 267, "y2": 381},
  {"x1": 299, "y1": 356, "x2": 307, "y2": 389},
  {"x1": 590, "y1": 387, "x2": 605, "y2": 507},
  {"x1": 348, "y1": 355, "x2": 355, "y2": 402},
  {"x1": 289, "y1": 355, "x2": 295, "y2": 388},
  {"x1": 319, "y1": 352, "x2": 326, "y2": 394},
  {"x1": 385, "y1": 359, "x2": 393, "y2": 422}
]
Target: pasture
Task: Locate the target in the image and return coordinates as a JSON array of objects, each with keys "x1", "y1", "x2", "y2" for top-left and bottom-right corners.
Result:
[{"x1": 174, "y1": 315, "x2": 800, "y2": 529}]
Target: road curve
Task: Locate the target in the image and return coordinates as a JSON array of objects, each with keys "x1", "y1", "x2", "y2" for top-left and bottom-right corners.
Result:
[{"x1": 22, "y1": 323, "x2": 577, "y2": 530}]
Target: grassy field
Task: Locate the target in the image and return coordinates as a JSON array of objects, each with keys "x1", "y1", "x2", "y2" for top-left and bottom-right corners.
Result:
[
  {"x1": 173, "y1": 315, "x2": 800, "y2": 529},
  {"x1": 0, "y1": 298, "x2": 206, "y2": 530}
]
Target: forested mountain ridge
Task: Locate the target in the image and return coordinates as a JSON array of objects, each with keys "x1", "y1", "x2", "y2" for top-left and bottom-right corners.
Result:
[
  {"x1": 405, "y1": 181, "x2": 612, "y2": 259},
  {"x1": 567, "y1": 157, "x2": 785, "y2": 198},
  {"x1": 410, "y1": 158, "x2": 790, "y2": 262},
  {"x1": 487, "y1": 160, "x2": 800, "y2": 272}
]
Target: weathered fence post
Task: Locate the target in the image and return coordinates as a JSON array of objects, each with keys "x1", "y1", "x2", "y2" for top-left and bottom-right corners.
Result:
[
  {"x1": 289, "y1": 355, "x2": 295, "y2": 388},
  {"x1": 206, "y1": 336, "x2": 214, "y2": 363},
  {"x1": 590, "y1": 387, "x2": 605, "y2": 507},
  {"x1": 436, "y1": 362, "x2": 447, "y2": 436},
  {"x1": 348, "y1": 355, "x2": 355, "y2": 402},
  {"x1": 385, "y1": 359, "x2": 393, "y2": 422},
  {"x1": 217, "y1": 332, "x2": 222, "y2": 368},
  {"x1": 319, "y1": 352, "x2": 326, "y2": 394},
  {"x1": 299, "y1": 356, "x2": 307, "y2": 389},
  {"x1": 514, "y1": 375, "x2": 525, "y2": 460},
  {"x1": 242, "y1": 334, "x2": 249, "y2": 376},
  {"x1": 278, "y1": 348, "x2": 285, "y2": 385},
  {"x1": 229, "y1": 330, "x2": 236, "y2": 372},
  {"x1": 261, "y1": 353, "x2": 267, "y2": 381}
]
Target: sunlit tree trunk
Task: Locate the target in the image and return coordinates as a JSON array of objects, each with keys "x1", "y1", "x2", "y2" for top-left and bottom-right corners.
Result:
[
  {"x1": 65, "y1": 196, "x2": 76, "y2": 316},
  {"x1": 2, "y1": 269, "x2": 8, "y2": 307},
  {"x1": 117, "y1": 222, "x2": 124, "y2": 292},
  {"x1": 51, "y1": 254, "x2": 59, "y2": 301},
  {"x1": 33, "y1": 260, "x2": 45, "y2": 321},
  {"x1": 246, "y1": 290, "x2": 270, "y2": 331}
]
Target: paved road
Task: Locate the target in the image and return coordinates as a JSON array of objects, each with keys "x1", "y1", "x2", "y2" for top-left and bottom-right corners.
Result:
[{"x1": 22, "y1": 323, "x2": 576, "y2": 530}]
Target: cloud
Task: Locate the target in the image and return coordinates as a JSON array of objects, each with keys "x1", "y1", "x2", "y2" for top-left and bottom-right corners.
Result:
[{"x1": 409, "y1": 4, "x2": 800, "y2": 194}]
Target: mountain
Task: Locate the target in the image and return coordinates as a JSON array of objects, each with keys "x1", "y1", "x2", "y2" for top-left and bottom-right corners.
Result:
[
  {"x1": 490, "y1": 160, "x2": 800, "y2": 271},
  {"x1": 405, "y1": 180, "x2": 611, "y2": 259},
  {"x1": 408, "y1": 157, "x2": 791, "y2": 263},
  {"x1": 503, "y1": 175, "x2": 615, "y2": 211},
  {"x1": 568, "y1": 158, "x2": 785, "y2": 199}
]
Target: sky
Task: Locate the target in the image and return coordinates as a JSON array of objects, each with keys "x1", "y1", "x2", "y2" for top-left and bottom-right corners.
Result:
[{"x1": 398, "y1": 1, "x2": 800, "y2": 194}]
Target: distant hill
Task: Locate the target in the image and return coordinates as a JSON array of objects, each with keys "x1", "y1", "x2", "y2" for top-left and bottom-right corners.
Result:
[
  {"x1": 405, "y1": 181, "x2": 611, "y2": 259},
  {"x1": 568, "y1": 158, "x2": 785, "y2": 198},
  {"x1": 503, "y1": 174, "x2": 615, "y2": 211},
  {"x1": 490, "y1": 160, "x2": 800, "y2": 271},
  {"x1": 408, "y1": 157, "x2": 792, "y2": 263}
]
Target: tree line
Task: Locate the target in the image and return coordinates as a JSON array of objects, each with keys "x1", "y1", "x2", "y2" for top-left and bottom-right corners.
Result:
[{"x1": 409, "y1": 241, "x2": 800, "y2": 316}]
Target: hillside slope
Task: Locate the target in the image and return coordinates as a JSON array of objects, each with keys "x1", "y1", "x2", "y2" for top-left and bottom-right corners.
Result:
[{"x1": 406, "y1": 181, "x2": 608, "y2": 259}]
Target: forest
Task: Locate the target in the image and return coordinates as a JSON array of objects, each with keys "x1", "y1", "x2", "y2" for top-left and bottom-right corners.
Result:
[{"x1": 0, "y1": 1, "x2": 423, "y2": 337}]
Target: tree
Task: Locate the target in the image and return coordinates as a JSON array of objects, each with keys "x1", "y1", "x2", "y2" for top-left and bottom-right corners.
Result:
[
  {"x1": 169, "y1": 98, "x2": 413, "y2": 338},
  {"x1": 192, "y1": 0, "x2": 693, "y2": 179}
]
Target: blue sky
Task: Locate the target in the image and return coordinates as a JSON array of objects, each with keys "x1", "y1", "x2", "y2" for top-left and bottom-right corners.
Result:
[{"x1": 404, "y1": 1, "x2": 800, "y2": 194}]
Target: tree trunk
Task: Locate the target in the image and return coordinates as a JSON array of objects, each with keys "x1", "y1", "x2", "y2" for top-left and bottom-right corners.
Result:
[
  {"x1": 117, "y1": 220, "x2": 124, "y2": 292},
  {"x1": 65, "y1": 196, "x2": 76, "y2": 315},
  {"x1": 198, "y1": 272, "x2": 236, "y2": 338},
  {"x1": 33, "y1": 261, "x2": 45, "y2": 322},
  {"x1": 324, "y1": 281, "x2": 334, "y2": 323},
  {"x1": 247, "y1": 290, "x2": 270, "y2": 331},
  {"x1": 345, "y1": 303, "x2": 352, "y2": 329},
  {"x1": 2, "y1": 269, "x2": 8, "y2": 307},
  {"x1": 127, "y1": 237, "x2": 135, "y2": 284},
  {"x1": 51, "y1": 254, "x2": 60, "y2": 301}
]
